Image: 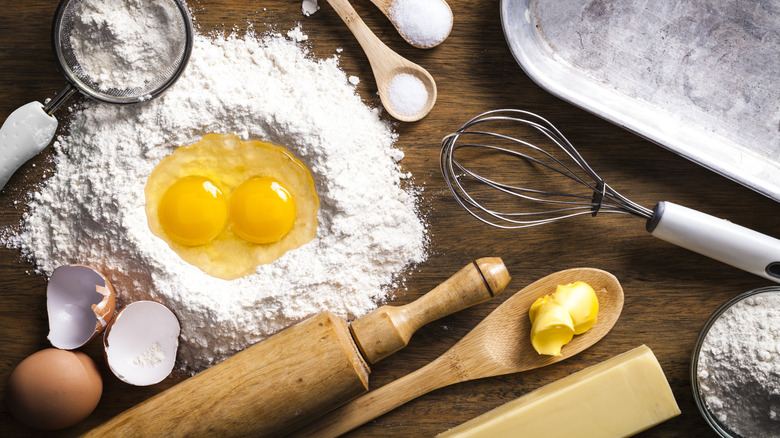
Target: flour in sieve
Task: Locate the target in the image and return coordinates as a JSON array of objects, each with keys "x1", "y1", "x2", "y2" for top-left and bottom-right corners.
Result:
[
  {"x1": 69, "y1": 0, "x2": 185, "y2": 91},
  {"x1": 3, "y1": 29, "x2": 427, "y2": 372}
]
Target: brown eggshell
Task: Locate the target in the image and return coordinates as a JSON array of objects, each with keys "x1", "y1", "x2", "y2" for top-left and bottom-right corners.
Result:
[
  {"x1": 47, "y1": 265, "x2": 117, "y2": 349},
  {"x1": 7, "y1": 348, "x2": 102, "y2": 430}
]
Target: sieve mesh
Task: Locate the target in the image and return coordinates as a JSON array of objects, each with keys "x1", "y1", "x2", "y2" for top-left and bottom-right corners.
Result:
[{"x1": 52, "y1": 0, "x2": 193, "y2": 104}]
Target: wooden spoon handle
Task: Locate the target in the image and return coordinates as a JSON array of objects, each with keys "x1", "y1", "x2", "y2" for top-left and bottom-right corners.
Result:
[
  {"x1": 289, "y1": 358, "x2": 458, "y2": 438},
  {"x1": 350, "y1": 257, "x2": 510, "y2": 363},
  {"x1": 324, "y1": 0, "x2": 386, "y2": 64}
]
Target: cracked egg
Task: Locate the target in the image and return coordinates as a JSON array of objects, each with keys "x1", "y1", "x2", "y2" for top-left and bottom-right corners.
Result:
[
  {"x1": 144, "y1": 133, "x2": 319, "y2": 280},
  {"x1": 104, "y1": 301, "x2": 180, "y2": 386},
  {"x1": 47, "y1": 265, "x2": 116, "y2": 350}
]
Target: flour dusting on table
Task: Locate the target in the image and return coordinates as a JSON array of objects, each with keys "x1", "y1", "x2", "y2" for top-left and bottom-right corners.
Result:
[{"x1": 2, "y1": 28, "x2": 427, "y2": 372}]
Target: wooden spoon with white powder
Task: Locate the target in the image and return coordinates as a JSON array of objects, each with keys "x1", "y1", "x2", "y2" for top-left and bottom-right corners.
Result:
[{"x1": 324, "y1": 0, "x2": 438, "y2": 122}]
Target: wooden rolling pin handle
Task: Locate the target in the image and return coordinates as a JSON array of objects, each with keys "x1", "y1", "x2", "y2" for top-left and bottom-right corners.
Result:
[{"x1": 350, "y1": 257, "x2": 510, "y2": 364}]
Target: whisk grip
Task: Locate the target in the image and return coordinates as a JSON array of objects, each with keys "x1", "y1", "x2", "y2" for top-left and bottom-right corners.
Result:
[
  {"x1": 0, "y1": 102, "x2": 58, "y2": 191},
  {"x1": 647, "y1": 201, "x2": 780, "y2": 282}
]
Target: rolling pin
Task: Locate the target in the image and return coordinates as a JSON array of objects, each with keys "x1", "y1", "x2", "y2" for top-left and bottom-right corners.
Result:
[{"x1": 83, "y1": 258, "x2": 510, "y2": 438}]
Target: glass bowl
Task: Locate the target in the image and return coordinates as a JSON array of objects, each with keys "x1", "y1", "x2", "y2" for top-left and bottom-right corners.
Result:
[{"x1": 690, "y1": 286, "x2": 780, "y2": 438}]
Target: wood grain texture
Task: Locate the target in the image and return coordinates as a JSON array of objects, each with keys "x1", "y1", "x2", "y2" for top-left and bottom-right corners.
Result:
[{"x1": 1, "y1": 0, "x2": 774, "y2": 437}]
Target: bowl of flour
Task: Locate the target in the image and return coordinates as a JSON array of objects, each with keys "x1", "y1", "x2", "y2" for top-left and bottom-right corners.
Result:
[{"x1": 691, "y1": 287, "x2": 780, "y2": 438}]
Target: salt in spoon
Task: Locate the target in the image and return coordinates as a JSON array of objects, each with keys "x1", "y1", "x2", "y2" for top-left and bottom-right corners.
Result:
[
  {"x1": 290, "y1": 267, "x2": 625, "y2": 437},
  {"x1": 325, "y1": 0, "x2": 437, "y2": 122},
  {"x1": 369, "y1": 0, "x2": 453, "y2": 49}
]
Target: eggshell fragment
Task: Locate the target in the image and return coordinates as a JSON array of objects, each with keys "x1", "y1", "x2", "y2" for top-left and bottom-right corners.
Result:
[
  {"x1": 47, "y1": 265, "x2": 116, "y2": 350},
  {"x1": 104, "y1": 301, "x2": 180, "y2": 386}
]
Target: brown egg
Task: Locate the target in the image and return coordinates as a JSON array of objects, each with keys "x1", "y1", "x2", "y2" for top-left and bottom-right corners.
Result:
[{"x1": 7, "y1": 348, "x2": 102, "y2": 430}]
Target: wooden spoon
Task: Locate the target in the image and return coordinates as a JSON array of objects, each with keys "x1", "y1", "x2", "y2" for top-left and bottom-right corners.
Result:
[
  {"x1": 291, "y1": 267, "x2": 624, "y2": 438},
  {"x1": 368, "y1": 0, "x2": 454, "y2": 49},
  {"x1": 325, "y1": 0, "x2": 437, "y2": 122}
]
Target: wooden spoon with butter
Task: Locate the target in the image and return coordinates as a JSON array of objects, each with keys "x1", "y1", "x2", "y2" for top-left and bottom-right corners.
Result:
[{"x1": 291, "y1": 267, "x2": 624, "y2": 438}]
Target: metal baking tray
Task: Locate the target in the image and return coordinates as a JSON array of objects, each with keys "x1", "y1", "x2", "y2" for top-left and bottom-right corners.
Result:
[{"x1": 501, "y1": 0, "x2": 780, "y2": 202}]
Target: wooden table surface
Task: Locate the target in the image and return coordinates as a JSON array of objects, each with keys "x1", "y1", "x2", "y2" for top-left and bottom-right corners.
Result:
[{"x1": 2, "y1": 1, "x2": 776, "y2": 437}]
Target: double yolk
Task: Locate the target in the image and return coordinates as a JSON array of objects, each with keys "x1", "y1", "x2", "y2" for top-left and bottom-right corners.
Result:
[
  {"x1": 158, "y1": 175, "x2": 296, "y2": 247},
  {"x1": 144, "y1": 133, "x2": 320, "y2": 280}
]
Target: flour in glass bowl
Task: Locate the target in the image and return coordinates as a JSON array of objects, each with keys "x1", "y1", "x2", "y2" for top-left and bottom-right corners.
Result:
[
  {"x1": 697, "y1": 291, "x2": 780, "y2": 437},
  {"x1": 2, "y1": 24, "x2": 427, "y2": 372}
]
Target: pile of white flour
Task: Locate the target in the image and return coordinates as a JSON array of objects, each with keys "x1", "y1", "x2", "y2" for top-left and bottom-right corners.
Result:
[
  {"x1": 3, "y1": 28, "x2": 427, "y2": 372},
  {"x1": 697, "y1": 291, "x2": 780, "y2": 437}
]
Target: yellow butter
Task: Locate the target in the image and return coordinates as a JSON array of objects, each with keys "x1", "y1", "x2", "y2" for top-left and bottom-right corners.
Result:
[
  {"x1": 552, "y1": 281, "x2": 599, "y2": 334},
  {"x1": 529, "y1": 300, "x2": 574, "y2": 356},
  {"x1": 529, "y1": 281, "x2": 599, "y2": 355},
  {"x1": 438, "y1": 345, "x2": 680, "y2": 438}
]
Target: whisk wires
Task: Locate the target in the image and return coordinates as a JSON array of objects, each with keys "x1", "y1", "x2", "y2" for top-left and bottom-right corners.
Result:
[{"x1": 440, "y1": 109, "x2": 653, "y2": 229}]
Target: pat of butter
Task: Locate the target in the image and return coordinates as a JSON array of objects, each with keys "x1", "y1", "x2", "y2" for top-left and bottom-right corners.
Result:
[{"x1": 438, "y1": 345, "x2": 680, "y2": 438}]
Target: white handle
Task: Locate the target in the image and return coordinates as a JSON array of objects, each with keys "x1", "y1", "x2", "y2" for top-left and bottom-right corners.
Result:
[
  {"x1": 647, "y1": 201, "x2": 780, "y2": 282},
  {"x1": 0, "y1": 102, "x2": 58, "y2": 190}
]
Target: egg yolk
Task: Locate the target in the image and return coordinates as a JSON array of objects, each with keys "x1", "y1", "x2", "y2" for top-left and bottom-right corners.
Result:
[
  {"x1": 158, "y1": 176, "x2": 228, "y2": 246},
  {"x1": 229, "y1": 176, "x2": 297, "y2": 244}
]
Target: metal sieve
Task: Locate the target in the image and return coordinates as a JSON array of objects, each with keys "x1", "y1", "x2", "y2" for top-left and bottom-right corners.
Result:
[
  {"x1": 46, "y1": 0, "x2": 194, "y2": 112},
  {"x1": 0, "y1": 0, "x2": 193, "y2": 191}
]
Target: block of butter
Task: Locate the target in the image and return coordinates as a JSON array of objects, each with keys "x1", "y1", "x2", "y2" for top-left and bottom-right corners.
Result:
[{"x1": 438, "y1": 345, "x2": 680, "y2": 438}]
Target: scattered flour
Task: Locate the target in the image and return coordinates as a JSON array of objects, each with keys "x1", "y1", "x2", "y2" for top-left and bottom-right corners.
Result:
[
  {"x1": 3, "y1": 28, "x2": 427, "y2": 372},
  {"x1": 286, "y1": 24, "x2": 308, "y2": 42},
  {"x1": 697, "y1": 291, "x2": 780, "y2": 437},
  {"x1": 301, "y1": 0, "x2": 319, "y2": 17},
  {"x1": 70, "y1": 0, "x2": 186, "y2": 91}
]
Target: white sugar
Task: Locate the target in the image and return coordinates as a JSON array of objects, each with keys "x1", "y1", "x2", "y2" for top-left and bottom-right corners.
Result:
[
  {"x1": 387, "y1": 73, "x2": 428, "y2": 116},
  {"x1": 389, "y1": 0, "x2": 452, "y2": 48}
]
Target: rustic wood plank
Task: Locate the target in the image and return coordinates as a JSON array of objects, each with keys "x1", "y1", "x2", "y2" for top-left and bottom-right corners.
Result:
[{"x1": 2, "y1": 0, "x2": 775, "y2": 437}]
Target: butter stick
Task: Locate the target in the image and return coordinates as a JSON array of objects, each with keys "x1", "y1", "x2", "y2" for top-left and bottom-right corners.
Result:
[{"x1": 438, "y1": 345, "x2": 680, "y2": 438}]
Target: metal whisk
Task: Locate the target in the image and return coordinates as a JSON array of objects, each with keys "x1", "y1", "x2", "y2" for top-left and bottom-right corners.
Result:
[
  {"x1": 441, "y1": 109, "x2": 780, "y2": 283},
  {"x1": 441, "y1": 109, "x2": 652, "y2": 228}
]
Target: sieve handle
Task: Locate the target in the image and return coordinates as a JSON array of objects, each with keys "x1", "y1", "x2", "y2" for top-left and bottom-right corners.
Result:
[
  {"x1": 0, "y1": 102, "x2": 58, "y2": 191},
  {"x1": 647, "y1": 201, "x2": 780, "y2": 283}
]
